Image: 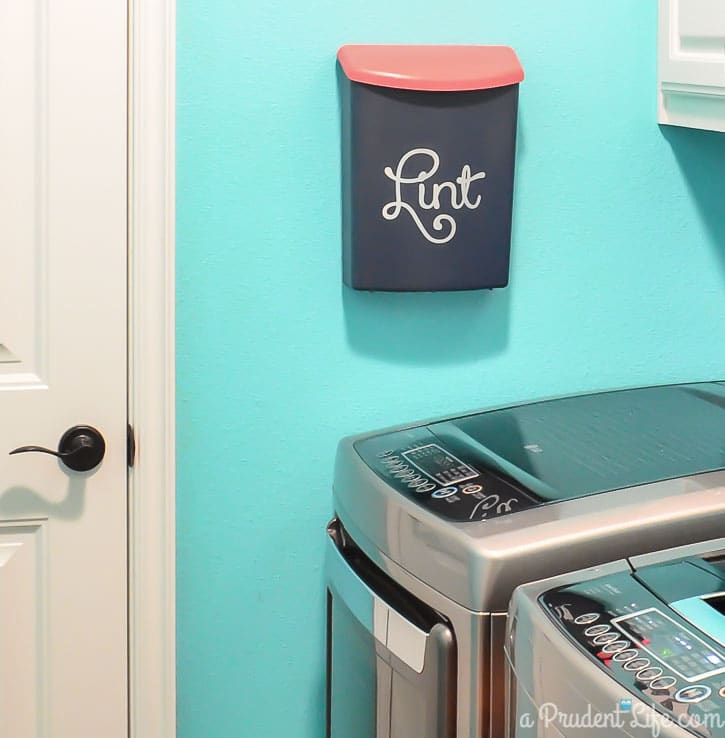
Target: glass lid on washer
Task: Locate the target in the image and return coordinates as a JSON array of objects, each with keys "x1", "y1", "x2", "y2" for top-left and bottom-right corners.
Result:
[{"x1": 429, "y1": 382, "x2": 725, "y2": 501}]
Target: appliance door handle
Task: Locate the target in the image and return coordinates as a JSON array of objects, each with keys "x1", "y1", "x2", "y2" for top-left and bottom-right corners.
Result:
[{"x1": 326, "y1": 533, "x2": 429, "y2": 673}]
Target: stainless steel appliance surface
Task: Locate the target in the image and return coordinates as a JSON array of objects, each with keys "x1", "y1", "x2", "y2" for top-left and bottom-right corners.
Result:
[
  {"x1": 325, "y1": 382, "x2": 725, "y2": 738},
  {"x1": 506, "y1": 537, "x2": 725, "y2": 738}
]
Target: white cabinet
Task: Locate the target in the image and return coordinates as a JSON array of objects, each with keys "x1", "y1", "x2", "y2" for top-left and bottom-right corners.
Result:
[{"x1": 659, "y1": 0, "x2": 725, "y2": 132}]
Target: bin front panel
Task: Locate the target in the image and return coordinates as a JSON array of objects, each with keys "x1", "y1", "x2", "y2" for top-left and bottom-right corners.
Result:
[{"x1": 342, "y1": 81, "x2": 519, "y2": 292}]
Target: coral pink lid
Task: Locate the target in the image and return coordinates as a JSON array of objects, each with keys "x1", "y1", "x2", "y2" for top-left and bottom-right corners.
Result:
[{"x1": 337, "y1": 45, "x2": 524, "y2": 92}]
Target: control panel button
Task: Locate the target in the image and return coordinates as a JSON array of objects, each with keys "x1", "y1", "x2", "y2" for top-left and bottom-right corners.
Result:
[
  {"x1": 431, "y1": 487, "x2": 457, "y2": 499},
  {"x1": 377, "y1": 450, "x2": 393, "y2": 458},
  {"x1": 603, "y1": 640, "x2": 630, "y2": 654},
  {"x1": 635, "y1": 667, "x2": 663, "y2": 682},
  {"x1": 461, "y1": 484, "x2": 483, "y2": 495},
  {"x1": 420, "y1": 483, "x2": 436, "y2": 493},
  {"x1": 624, "y1": 658, "x2": 651, "y2": 672},
  {"x1": 718, "y1": 686, "x2": 725, "y2": 698},
  {"x1": 674, "y1": 685, "x2": 711, "y2": 703},
  {"x1": 574, "y1": 613, "x2": 600, "y2": 626},
  {"x1": 649, "y1": 676, "x2": 677, "y2": 691},
  {"x1": 613, "y1": 649, "x2": 639, "y2": 663},
  {"x1": 585, "y1": 624, "x2": 610, "y2": 637},
  {"x1": 593, "y1": 633, "x2": 619, "y2": 646}
]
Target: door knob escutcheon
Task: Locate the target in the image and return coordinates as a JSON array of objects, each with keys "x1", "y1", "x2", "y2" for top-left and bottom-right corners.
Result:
[{"x1": 9, "y1": 425, "x2": 106, "y2": 472}]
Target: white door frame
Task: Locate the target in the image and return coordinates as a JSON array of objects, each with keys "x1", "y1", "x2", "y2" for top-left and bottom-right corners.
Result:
[{"x1": 128, "y1": 1, "x2": 176, "y2": 737}]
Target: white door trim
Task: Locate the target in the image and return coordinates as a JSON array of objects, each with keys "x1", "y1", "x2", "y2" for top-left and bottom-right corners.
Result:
[{"x1": 128, "y1": 1, "x2": 176, "y2": 737}]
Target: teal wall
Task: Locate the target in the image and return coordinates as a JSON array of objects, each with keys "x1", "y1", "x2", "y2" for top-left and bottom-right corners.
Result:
[{"x1": 176, "y1": 1, "x2": 725, "y2": 736}]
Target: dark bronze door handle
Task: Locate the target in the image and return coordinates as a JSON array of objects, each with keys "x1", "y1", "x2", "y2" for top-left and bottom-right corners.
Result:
[{"x1": 10, "y1": 425, "x2": 106, "y2": 472}]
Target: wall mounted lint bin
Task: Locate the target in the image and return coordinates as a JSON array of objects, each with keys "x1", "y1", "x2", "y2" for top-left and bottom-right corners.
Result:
[{"x1": 339, "y1": 45, "x2": 524, "y2": 292}]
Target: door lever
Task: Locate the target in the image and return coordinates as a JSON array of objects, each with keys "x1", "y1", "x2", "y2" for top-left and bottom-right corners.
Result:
[{"x1": 10, "y1": 425, "x2": 106, "y2": 472}]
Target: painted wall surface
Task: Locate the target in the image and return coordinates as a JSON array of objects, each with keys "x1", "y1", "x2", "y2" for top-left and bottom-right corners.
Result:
[{"x1": 177, "y1": 1, "x2": 725, "y2": 736}]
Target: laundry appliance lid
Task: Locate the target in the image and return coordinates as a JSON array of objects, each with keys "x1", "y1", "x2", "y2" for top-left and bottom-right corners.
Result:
[
  {"x1": 429, "y1": 382, "x2": 725, "y2": 502},
  {"x1": 632, "y1": 554, "x2": 725, "y2": 650}
]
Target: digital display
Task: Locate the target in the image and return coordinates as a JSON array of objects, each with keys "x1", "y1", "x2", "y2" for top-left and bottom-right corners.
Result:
[
  {"x1": 402, "y1": 444, "x2": 478, "y2": 486},
  {"x1": 612, "y1": 608, "x2": 725, "y2": 681}
]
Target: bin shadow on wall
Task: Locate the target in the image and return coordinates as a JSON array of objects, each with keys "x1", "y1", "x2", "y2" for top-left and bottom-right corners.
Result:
[
  {"x1": 661, "y1": 126, "x2": 725, "y2": 278},
  {"x1": 342, "y1": 286, "x2": 511, "y2": 365}
]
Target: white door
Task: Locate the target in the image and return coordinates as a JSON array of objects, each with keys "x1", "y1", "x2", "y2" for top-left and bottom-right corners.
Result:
[{"x1": 0, "y1": 2, "x2": 128, "y2": 737}]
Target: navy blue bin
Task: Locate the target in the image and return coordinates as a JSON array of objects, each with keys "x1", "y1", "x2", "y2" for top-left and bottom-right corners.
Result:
[{"x1": 339, "y1": 45, "x2": 524, "y2": 291}]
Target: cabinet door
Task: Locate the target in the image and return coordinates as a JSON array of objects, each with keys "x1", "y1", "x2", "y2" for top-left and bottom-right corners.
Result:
[{"x1": 659, "y1": 0, "x2": 725, "y2": 131}]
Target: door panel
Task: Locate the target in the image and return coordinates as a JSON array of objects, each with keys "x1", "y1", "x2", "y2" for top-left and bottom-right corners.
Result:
[
  {"x1": 0, "y1": 524, "x2": 45, "y2": 738},
  {"x1": 0, "y1": 1, "x2": 128, "y2": 736},
  {"x1": 0, "y1": 0, "x2": 45, "y2": 386}
]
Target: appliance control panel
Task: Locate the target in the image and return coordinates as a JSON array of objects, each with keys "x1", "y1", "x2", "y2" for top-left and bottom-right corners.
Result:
[
  {"x1": 541, "y1": 572, "x2": 725, "y2": 737},
  {"x1": 354, "y1": 428, "x2": 536, "y2": 522}
]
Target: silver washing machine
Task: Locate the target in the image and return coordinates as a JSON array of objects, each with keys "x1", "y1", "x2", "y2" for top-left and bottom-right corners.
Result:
[
  {"x1": 506, "y1": 537, "x2": 725, "y2": 738},
  {"x1": 325, "y1": 382, "x2": 725, "y2": 738}
]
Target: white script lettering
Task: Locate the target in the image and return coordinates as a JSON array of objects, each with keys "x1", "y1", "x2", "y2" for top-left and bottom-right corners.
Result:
[{"x1": 381, "y1": 148, "x2": 486, "y2": 245}]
